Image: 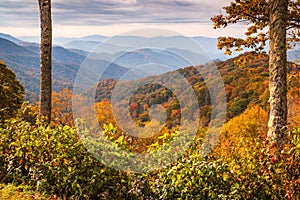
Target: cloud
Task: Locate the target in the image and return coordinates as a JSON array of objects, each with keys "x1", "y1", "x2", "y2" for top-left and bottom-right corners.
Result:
[
  {"x1": 0, "y1": 0, "x2": 232, "y2": 27},
  {"x1": 0, "y1": 0, "x2": 39, "y2": 27},
  {"x1": 52, "y1": 0, "x2": 217, "y2": 25}
]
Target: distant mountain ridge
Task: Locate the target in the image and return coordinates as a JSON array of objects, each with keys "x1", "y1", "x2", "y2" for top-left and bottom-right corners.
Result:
[
  {"x1": 0, "y1": 33, "x2": 23, "y2": 44},
  {"x1": 0, "y1": 37, "x2": 128, "y2": 101},
  {"x1": 1, "y1": 33, "x2": 299, "y2": 102},
  {"x1": 18, "y1": 34, "x2": 232, "y2": 58},
  {"x1": 0, "y1": 33, "x2": 228, "y2": 102}
]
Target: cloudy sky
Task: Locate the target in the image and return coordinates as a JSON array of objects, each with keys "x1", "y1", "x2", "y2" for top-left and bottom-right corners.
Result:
[{"x1": 0, "y1": 0, "x2": 247, "y2": 37}]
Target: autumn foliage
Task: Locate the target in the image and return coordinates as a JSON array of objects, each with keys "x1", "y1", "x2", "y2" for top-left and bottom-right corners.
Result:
[
  {"x1": 51, "y1": 88, "x2": 73, "y2": 126},
  {"x1": 0, "y1": 61, "x2": 24, "y2": 122},
  {"x1": 214, "y1": 105, "x2": 268, "y2": 159},
  {"x1": 211, "y1": 0, "x2": 300, "y2": 54}
]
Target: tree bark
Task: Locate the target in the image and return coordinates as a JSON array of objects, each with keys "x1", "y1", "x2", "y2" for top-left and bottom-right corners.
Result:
[
  {"x1": 268, "y1": 0, "x2": 288, "y2": 147},
  {"x1": 38, "y1": 0, "x2": 52, "y2": 123}
]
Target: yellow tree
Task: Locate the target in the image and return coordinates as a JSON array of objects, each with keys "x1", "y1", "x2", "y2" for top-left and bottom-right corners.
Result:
[{"x1": 95, "y1": 100, "x2": 116, "y2": 127}]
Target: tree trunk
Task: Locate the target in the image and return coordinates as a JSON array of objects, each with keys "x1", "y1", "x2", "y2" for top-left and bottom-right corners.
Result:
[
  {"x1": 38, "y1": 0, "x2": 52, "y2": 123},
  {"x1": 268, "y1": 0, "x2": 288, "y2": 147}
]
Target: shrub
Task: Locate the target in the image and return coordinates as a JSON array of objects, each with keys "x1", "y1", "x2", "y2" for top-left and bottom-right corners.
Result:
[
  {"x1": 148, "y1": 127, "x2": 299, "y2": 199},
  {"x1": 0, "y1": 111, "x2": 299, "y2": 199},
  {"x1": 149, "y1": 155, "x2": 235, "y2": 199},
  {"x1": 0, "y1": 118, "x2": 139, "y2": 199}
]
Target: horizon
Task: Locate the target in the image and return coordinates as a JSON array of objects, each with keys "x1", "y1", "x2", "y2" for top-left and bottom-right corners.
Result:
[{"x1": 0, "y1": 31, "x2": 239, "y2": 46}]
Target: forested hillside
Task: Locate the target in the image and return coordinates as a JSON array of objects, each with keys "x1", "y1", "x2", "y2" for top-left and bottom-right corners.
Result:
[{"x1": 94, "y1": 52, "x2": 299, "y2": 128}]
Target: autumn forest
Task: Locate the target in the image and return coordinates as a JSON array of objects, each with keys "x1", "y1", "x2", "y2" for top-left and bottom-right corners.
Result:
[{"x1": 0, "y1": 0, "x2": 300, "y2": 199}]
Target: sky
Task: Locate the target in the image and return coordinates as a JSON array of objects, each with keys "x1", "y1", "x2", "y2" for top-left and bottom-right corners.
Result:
[{"x1": 0, "y1": 0, "x2": 247, "y2": 38}]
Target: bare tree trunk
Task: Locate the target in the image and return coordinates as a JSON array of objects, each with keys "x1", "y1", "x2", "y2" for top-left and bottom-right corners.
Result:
[
  {"x1": 268, "y1": 0, "x2": 288, "y2": 148},
  {"x1": 38, "y1": 0, "x2": 52, "y2": 123}
]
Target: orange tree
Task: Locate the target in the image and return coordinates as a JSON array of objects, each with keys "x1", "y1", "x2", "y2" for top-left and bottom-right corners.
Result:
[{"x1": 51, "y1": 88, "x2": 74, "y2": 126}]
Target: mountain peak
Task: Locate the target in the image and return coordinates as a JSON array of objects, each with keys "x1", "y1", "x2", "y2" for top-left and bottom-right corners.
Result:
[{"x1": 0, "y1": 33, "x2": 22, "y2": 44}]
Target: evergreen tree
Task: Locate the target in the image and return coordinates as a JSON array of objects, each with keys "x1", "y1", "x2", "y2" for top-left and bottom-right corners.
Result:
[
  {"x1": 211, "y1": 0, "x2": 299, "y2": 55},
  {"x1": 211, "y1": 0, "x2": 297, "y2": 147}
]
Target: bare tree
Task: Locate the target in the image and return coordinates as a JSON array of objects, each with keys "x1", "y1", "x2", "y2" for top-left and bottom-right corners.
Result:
[
  {"x1": 268, "y1": 0, "x2": 288, "y2": 148},
  {"x1": 38, "y1": 0, "x2": 52, "y2": 123}
]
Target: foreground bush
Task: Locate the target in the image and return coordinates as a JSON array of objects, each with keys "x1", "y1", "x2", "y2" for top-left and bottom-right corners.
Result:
[
  {"x1": 0, "y1": 113, "x2": 299, "y2": 199},
  {"x1": 0, "y1": 118, "x2": 147, "y2": 199},
  {"x1": 149, "y1": 127, "x2": 300, "y2": 199},
  {"x1": 146, "y1": 106, "x2": 300, "y2": 199}
]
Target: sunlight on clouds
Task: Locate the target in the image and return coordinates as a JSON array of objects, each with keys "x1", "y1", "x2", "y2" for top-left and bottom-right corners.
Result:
[{"x1": 120, "y1": 0, "x2": 137, "y2": 5}]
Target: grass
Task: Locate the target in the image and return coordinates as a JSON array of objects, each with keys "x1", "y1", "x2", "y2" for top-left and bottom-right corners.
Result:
[{"x1": 0, "y1": 184, "x2": 50, "y2": 200}]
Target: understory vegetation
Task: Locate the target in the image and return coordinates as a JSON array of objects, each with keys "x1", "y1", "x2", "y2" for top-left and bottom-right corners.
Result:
[{"x1": 0, "y1": 105, "x2": 299, "y2": 199}]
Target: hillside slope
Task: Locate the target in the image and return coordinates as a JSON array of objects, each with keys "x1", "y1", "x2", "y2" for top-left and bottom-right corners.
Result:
[{"x1": 94, "y1": 52, "x2": 299, "y2": 127}]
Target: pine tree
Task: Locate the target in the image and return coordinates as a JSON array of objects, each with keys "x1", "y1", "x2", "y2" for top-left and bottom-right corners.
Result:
[
  {"x1": 211, "y1": 0, "x2": 297, "y2": 147},
  {"x1": 211, "y1": 0, "x2": 299, "y2": 55}
]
